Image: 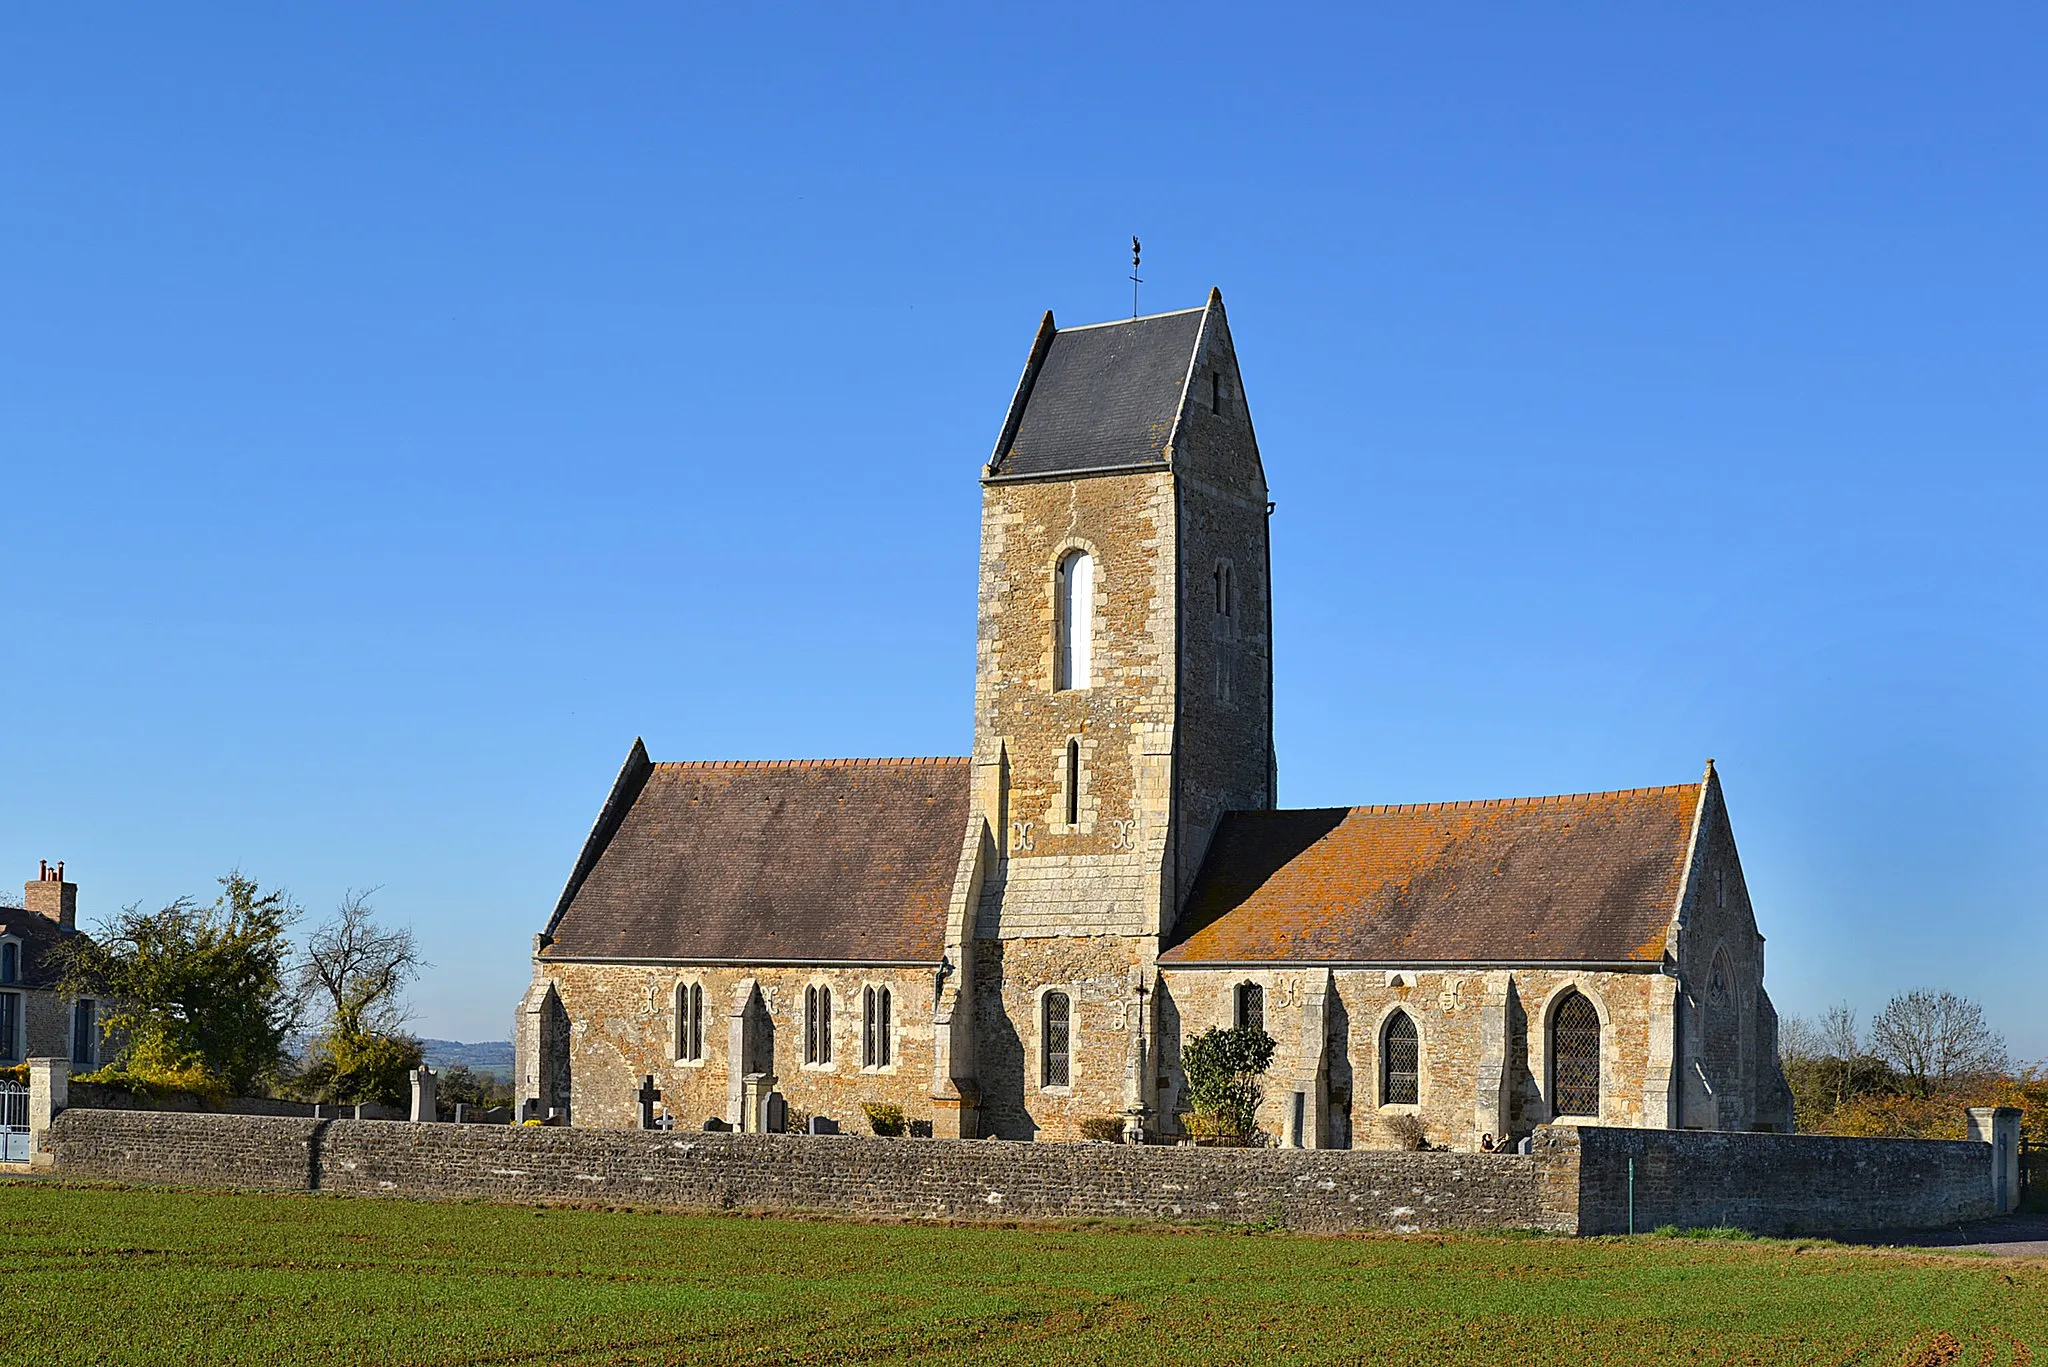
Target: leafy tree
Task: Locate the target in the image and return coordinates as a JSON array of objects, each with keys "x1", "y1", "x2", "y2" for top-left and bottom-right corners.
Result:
[
  {"x1": 291, "y1": 890, "x2": 426, "y2": 1107},
  {"x1": 1179, "y1": 1025, "x2": 1275, "y2": 1143},
  {"x1": 436, "y1": 1064, "x2": 513, "y2": 1116},
  {"x1": 1869, "y1": 989, "x2": 2007, "y2": 1098},
  {"x1": 59, "y1": 872, "x2": 300, "y2": 1095}
]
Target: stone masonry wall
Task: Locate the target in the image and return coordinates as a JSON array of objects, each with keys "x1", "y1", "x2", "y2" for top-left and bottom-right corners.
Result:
[
  {"x1": 1567, "y1": 1125, "x2": 1997, "y2": 1235},
  {"x1": 42, "y1": 1110, "x2": 2001, "y2": 1238},
  {"x1": 46, "y1": 1107, "x2": 1563, "y2": 1234},
  {"x1": 539, "y1": 962, "x2": 941, "y2": 1133}
]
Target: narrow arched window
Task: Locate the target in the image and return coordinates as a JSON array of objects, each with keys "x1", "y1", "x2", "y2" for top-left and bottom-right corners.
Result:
[
  {"x1": 805, "y1": 985, "x2": 833, "y2": 1065},
  {"x1": 1042, "y1": 991, "x2": 1071, "y2": 1087},
  {"x1": 1381, "y1": 1011, "x2": 1419, "y2": 1105},
  {"x1": 1234, "y1": 981, "x2": 1264, "y2": 1032},
  {"x1": 0, "y1": 942, "x2": 16, "y2": 985},
  {"x1": 1214, "y1": 561, "x2": 1233, "y2": 617},
  {"x1": 1056, "y1": 550, "x2": 1093, "y2": 690},
  {"x1": 1551, "y1": 991, "x2": 1602, "y2": 1117},
  {"x1": 863, "y1": 985, "x2": 892, "y2": 1068},
  {"x1": 1065, "y1": 739, "x2": 1081, "y2": 826},
  {"x1": 676, "y1": 982, "x2": 703, "y2": 1062}
]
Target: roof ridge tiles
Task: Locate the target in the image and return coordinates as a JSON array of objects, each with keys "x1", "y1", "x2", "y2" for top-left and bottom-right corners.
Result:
[
  {"x1": 653, "y1": 755, "x2": 971, "y2": 771},
  {"x1": 1259, "y1": 781, "x2": 1699, "y2": 819}
]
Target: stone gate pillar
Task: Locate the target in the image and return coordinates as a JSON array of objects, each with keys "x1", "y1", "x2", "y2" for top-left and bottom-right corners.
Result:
[
  {"x1": 28, "y1": 1057, "x2": 68, "y2": 1169},
  {"x1": 1967, "y1": 1107, "x2": 2023, "y2": 1214}
]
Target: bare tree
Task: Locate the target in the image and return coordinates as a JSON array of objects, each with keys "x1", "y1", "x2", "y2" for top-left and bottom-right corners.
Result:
[
  {"x1": 298, "y1": 890, "x2": 424, "y2": 1039},
  {"x1": 1868, "y1": 990, "x2": 2007, "y2": 1097},
  {"x1": 1818, "y1": 1002, "x2": 1861, "y2": 1108}
]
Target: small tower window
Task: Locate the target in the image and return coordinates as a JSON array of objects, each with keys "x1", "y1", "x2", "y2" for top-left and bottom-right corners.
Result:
[
  {"x1": 1042, "y1": 991, "x2": 1071, "y2": 1088},
  {"x1": 1210, "y1": 370, "x2": 1222, "y2": 414},
  {"x1": 1065, "y1": 739, "x2": 1081, "y2": 827},
  {"x1": 1214, "y1": 562, "x2": 1233, "y2": 617},
  {"x1": 1055, "y1": 550, "x2": 1093, "y2": 691},
  {"x1": 1381, "y1": 1010, "x2": 1419, "y2": 1106},
  {"x1": 863, "y1": 985, "x2": 893, "y2": 1068},
  {"x1": 1234, "y1": 981, "x2": 1264, "y2": 1032},
  {"x1": 805, "y1": 985, "x2": 833, "y2": 1065}
]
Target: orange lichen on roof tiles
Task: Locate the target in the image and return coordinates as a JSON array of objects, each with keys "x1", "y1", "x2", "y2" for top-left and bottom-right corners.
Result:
[{"x1": 1161, "y1": 784, "x2": 1700, "y2": 966}]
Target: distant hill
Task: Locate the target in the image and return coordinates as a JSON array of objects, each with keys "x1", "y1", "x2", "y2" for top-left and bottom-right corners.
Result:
[{"x1": 419, "y1": 1039, "x2": 514, "y2": 1080}]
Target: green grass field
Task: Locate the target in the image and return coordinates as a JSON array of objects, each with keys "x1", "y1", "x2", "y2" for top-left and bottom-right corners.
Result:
[{"x1": 0, "y1": 1183, "x2": 2040, "y2": 1365}]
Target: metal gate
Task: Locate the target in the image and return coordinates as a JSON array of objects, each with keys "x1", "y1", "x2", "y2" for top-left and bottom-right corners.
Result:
[{"x1": 0, "y1": 1082, "x2": 28, "y2": 1162}]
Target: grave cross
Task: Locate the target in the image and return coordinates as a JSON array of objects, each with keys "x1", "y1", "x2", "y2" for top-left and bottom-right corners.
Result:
[{"x1": 636, "y1": 1074, "x2": 662, "y2": 1130}]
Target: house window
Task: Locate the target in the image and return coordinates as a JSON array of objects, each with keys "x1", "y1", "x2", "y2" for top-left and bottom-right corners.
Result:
[
  {"x1": 0, "y1": 941, "x2": 17, "y2": 985},
  {"x1": 1381, "y1": 1011, "x2": 1419, "y2": 1106},
  {"x1": 1055, "y1": 550, "x2": 1093, "y2": 691},
  {"x1": 676, "y1": 982, "x2": 704, "y2": 1062},
  {"x1": 805, "y1": 985, "x2": 833, "y2": 1065},
  {"x1": 1065, "y1": 740, "x2": 1081, "y2": 827},
  {"x1": 863, "y1": 985, "x2": 892, "y2": 1068},
  {"x1": 1041, "y1": 991, "x2": 1071, "y2": 1088},
  {"x1": 1551, "y1": 991, "x2": 1602, "y2": 1117},
  {"x1": 1234, "y1": 981, "x2": 1264, "y2": 1032},
  {"x1": 71, "y1": 998, "x2": 97, "y2": 1068},
  {"x1": 0, "y1": 991, "x2": 18, "y2": 1064}
]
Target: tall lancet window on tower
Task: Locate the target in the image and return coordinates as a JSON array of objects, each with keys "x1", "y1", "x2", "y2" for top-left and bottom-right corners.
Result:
[{"x1": 1056, "y1": 550, "x2": 1093, "y2": 690}]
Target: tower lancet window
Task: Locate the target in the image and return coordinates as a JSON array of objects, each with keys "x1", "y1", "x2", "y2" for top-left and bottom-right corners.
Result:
[
  {"x1": 1065, "y1": 739, "x2": 1081, "y2": 827},
  {"x1": 1055, "y1": 550, "x2": 1093, "y2": 691}
]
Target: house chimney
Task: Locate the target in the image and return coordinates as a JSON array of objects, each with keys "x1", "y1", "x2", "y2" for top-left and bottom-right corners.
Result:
[{"x1": 25, "y1": 862, "x2": 75, "y2": 932}]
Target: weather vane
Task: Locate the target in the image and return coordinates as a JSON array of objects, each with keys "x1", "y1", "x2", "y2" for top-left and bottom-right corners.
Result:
[{"x1": 1130, "y1": 236, "x2": 1142, "y2": 317}]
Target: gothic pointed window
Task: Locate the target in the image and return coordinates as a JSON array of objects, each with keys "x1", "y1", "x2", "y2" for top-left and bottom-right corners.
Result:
[
  {"x1": 1234, "y1": 981, "x2": 1264, "y2": 1033},
  {"x1": 0, "y1": 941, "x2": 16, "y2": 985},
  {"x1": 805, "y1": 985, "x2": 833, "y2": 1065},
  {"x1": 863, "y1": 985, "x2": 892, "y2": 1068},
  {"x1": 1551, "y1": 991, "x2": 1602, "y2": 1117},
  {"x1": 1056, "y1": 550, "x2": 1093, "y2": 691},
  {"x1": 1381, "y1": 1010, "x2": 1419, "y2": 1106},
  {"x1": 1042, "y1": 990, "x2": 1071, "y2": 1088}
]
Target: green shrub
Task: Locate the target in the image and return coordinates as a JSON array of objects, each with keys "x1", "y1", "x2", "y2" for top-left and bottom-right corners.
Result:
[
  {"x1": 1076, "y1": 1116, "x2": 1126, "y2": 1143},
  {"x1": 1180, "y1": 1025, "x2": 1274, "y2": 1142},
  {"x1": 861, "y1": 1103, "x2": 907, "y2": 1137}
]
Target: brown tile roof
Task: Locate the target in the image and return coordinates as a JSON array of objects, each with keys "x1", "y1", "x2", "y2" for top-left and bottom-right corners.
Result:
[
  {"x1": 1161, "y1": 784, "x2": 1703, "y2": 965},
  {"x1": 542, "y1": 755, "x2": 971, "y2": 965}
]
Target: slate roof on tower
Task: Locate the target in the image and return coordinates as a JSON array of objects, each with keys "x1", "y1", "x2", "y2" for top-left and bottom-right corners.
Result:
[
  {"x1": 987, "y1": 304, "x2": 1209, "y2": 479},
  {"x1": 1161, "y1": 781, "x2": 1706, "y2": 965},
  {"x1": 541, "y1": 742, "x2": 971, "y2": 965}
]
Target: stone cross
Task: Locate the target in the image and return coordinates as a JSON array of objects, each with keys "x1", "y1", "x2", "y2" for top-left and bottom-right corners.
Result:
[{"x1": 636, "y1": 1075, "x2": 662, "y2": 1130}]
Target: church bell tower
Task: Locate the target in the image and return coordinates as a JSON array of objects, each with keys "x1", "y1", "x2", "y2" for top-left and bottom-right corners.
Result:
[{"x1": 936, "y1": 289, "x2": 1274, "y2": 1141}]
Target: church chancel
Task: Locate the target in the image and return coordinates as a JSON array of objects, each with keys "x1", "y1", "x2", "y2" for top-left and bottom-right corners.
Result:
[{"x1": 516, "y1": 292, "x2": 1794, "y2": 1148}]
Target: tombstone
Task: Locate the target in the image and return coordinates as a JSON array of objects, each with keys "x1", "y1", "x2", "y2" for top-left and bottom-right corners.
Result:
[
  {"x1": 740, "y1": 1072, "x2": 776, "y2": 1134},
  {"x1": 410, "y1": 1066, "x2": 438, "y2": 1123},
  {"x1": 765, "y1": 1091, "x2": 787, "y2": 1134},
  {"x1": 636, "y1": 1075, "x2": 663, "y2": 1131},
  {"x1": 807, "y1": 1116, "x2": 840, "y2": 1136},
  {"x1": 480, "y1": 1107, "x2": 513, "y2": 1125},
  {"x1": 518, "y1": 1098, "x2": 540, "y2": 1124},
  {"x1": 545, "y1": 1107, "x2": 565, "y2": 1126},
  {"x1": 453, "y1": 1103, "x2": 468, "y2": 1124},
  {"x1": 702, "y1": 1116, "x2": 732, "y2": 1132},
  {"x1": 654, "y1": 1111, "x2": 676, "y2": 1132}
]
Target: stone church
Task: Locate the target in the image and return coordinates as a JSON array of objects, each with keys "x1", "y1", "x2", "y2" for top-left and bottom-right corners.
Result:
[{"x1": 516, "y1": 291, "x2": 1794, "y2": 1149}]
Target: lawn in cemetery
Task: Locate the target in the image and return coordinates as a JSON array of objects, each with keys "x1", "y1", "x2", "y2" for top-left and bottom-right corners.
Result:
[{"x1": 1, "y1": 1182, "x2": 2041, "y2": 1366}]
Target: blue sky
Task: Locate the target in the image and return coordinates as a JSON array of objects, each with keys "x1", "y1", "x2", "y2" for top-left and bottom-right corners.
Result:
[{"x1": 3, "y1": 7, "x2": 2043, "y2": 1054}]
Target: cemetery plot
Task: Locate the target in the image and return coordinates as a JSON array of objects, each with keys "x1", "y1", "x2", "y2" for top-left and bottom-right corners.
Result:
[{"x1": 0, "y1": 1182, "x2": 2041, "y2": 1365}]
